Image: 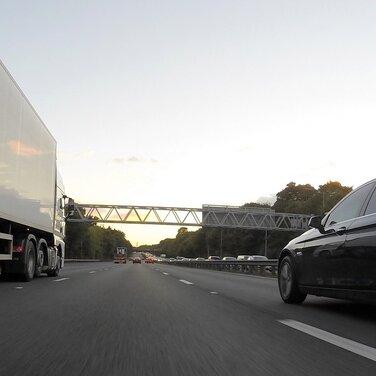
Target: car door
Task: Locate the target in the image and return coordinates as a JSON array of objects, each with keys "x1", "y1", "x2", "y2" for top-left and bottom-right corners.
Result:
[
  {"x1": 300, "y1": 221, "x2": 350, "y2": 287},
  {"x1": 343, "y1": 184, "x2": 376, "y2": 289},
  {"x1": 300, "y1": 181, "x2": 375, "y2": 288}
]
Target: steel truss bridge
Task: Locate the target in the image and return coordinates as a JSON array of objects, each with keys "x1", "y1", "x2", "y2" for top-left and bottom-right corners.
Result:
[{"x1": 69, "y1": 203, "x2": 311, "y2": 231}]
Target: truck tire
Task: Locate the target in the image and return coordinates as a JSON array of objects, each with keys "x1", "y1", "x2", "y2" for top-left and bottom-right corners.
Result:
[
  {"x1": 22, "y1": 242, "x2": 36, "y2": 282},
  {"x1": 47, "y1": 256, "x2": 60, "y2": 277},
  {"x1": 278, "y1": 255, "x2": 306, "y2": 304},
  {"x1": 34, "y1": 250, "x2": 44, "y2": 278}
]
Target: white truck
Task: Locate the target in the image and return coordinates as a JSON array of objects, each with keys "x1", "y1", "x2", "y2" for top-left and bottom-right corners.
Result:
[{"x1": 0, "y1": 60, "x2": 73, "y2": 281}]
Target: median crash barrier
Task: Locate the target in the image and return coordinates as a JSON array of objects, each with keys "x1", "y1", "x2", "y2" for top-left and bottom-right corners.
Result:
[{"x1": 162, "y1": 259, "x2": 278, "y2": 277}]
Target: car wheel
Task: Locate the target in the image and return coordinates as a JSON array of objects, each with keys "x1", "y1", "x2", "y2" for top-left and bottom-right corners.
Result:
[{"x1": 278, "y1": 255, "x2": 306, "y2": 304}]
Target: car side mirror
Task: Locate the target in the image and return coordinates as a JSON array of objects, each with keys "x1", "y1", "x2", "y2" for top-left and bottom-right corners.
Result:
[
  {"x1": 308, "y1": 215, "x2": 334, "y2": 234},
  {"x1": 308, "y1": 216, "x2": 324, "y2": 231},
  {"x1": 63, "y1": 197, "x2": 75, "y2": 218}
]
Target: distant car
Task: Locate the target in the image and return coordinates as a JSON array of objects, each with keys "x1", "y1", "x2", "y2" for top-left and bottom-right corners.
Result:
[
  {"x1": 208, "y1": 256, "x2": 221, "y2": 261},
  {"x1": 237, "y1": 255, "x2": 252, "y2": 261},
  {"x1": 145, "y1": 258, "x2": 155, "y2": 264},
  {"x1": 195, "y1": 257, "x2": 206, "y2": 261},
  {"x1": 133, "y1": 257, "x2": 141, "y2": 264},
  {"x1": 278, "y1": 178, "x2": 376, "y2": 304},
  {"x1": 168, "y1": 258, "x2": 176, "y2": 262},
  {"x1": 222, "y1": 257, "x2": 236, "y2": 261},
  {"x1": 250, "y1": 255, "x2": 268, "y2": 261}
]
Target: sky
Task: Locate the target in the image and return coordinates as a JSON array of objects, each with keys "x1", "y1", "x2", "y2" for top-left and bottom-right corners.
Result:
[{"x1": 1, "y1": 0, "x2": 376, "y2": 245}]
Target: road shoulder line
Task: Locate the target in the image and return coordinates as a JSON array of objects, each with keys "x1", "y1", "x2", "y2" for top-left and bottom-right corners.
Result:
[{"x1": 278, "y1": 319, "x2": 376, "y2": 362}]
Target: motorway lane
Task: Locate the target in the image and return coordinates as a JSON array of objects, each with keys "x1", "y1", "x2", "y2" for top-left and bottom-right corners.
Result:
[
  {"x1": 0, "y1": 262, "x2": 375, "y2": 375},
  {"x1": 155, "y1": 263, "x2": 376, "y2": 349}
]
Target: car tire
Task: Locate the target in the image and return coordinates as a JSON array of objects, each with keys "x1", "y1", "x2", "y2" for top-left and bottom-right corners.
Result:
[{"x1": 278, "y1": 255, "x2": 306, "y2": 304}]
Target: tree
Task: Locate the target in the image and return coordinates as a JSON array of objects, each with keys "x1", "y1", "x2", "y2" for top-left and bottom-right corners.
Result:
[
  {"x1": 242, "y1": 202, "x2": 272, "y2": 209},
  {"x1": 318, "y1": 181, "x2": 352, "y2": 213},
  {"x1": 273, "y1": 182, "x2": 317, "y2": 214},
  {"x1": 177, "y1": 227, "x2": 188, "y2": 237},
  {"x1": 66, "y1": 213, "x2": 132, "y2": 259}
]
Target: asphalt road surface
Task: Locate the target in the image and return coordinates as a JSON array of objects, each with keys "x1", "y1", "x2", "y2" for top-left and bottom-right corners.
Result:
[{"x1": 1, "y1": 261, "x2": 376, "y2": 376}]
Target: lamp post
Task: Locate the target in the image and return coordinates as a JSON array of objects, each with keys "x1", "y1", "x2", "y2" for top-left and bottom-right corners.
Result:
[{"x1": 220, "y1": 228, "x2": 223, "y2": 258}]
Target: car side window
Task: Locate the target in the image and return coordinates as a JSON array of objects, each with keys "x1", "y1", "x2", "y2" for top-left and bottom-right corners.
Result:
[
  {"x1": 364, "y1": 187, "x2": 376, "y2": 215},
  {"x1": 325, "y1": 183, "x2": 374, "y2": 225}
]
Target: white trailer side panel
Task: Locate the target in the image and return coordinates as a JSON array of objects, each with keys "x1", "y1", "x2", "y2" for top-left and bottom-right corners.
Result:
[{"x1": 0, "y1": 61, "x2": 56, "y2": 233}]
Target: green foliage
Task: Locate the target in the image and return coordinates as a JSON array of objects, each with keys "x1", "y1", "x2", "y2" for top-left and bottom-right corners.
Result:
[
  {"x1": 273, "y1": 181, "x2": 352, "y2": 215},
  {"x1": 65, "y1": 215, "x2": 132, "y2": 259},
  {"x1": 273, "y1": 182, "x2": 317, "y2": 214},
  {"x1": 318, "y1": 181, "x2": 352, "y2": 213}
]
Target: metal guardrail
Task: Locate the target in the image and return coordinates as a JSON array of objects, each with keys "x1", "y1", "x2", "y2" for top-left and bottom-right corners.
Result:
[{"x1": 161, "y1": 259, "x2": 278, "y2": 277}]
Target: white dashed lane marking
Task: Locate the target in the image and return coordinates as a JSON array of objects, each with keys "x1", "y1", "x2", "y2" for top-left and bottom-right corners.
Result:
[
  {"x1": 279, "y1": 319, "x2": 376, "y2": 362},
  {"x1": 53, "y1": 278, "x2": 69, "y2": 282},
  {"x1": 179, "y1": 279, "x2": 194, "y2": 285}
]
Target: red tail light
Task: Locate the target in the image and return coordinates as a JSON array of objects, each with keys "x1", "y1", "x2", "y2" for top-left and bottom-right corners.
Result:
[{"x1": 14, "y1": 246, "x2": 24, "y2": 253}]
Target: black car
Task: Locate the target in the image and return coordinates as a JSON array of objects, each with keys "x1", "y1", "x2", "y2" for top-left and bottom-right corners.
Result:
[{"x1": 278, "y1": 178, "x2": 376, "y2": 304}]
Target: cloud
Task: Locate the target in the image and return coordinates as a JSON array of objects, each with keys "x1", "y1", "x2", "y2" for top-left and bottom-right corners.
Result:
[
  {"x1": 112, "y1": 158, "x2": 125, "y2": 165},
  {"x1": 127, "y1": 156, "x2": 141, "y2": 162},
  {"x1": 108, "y1": 156, "x2": 159, "y2": 165},
  {"x1": 77, "y1": 151, "x2": 95, "y2": 160},
  {"x1": 238, "y1": 145, "x2": 253, "y2": 153},
  {"x1": 256, "y1": 195, "x2": 277, "y2": 205}
]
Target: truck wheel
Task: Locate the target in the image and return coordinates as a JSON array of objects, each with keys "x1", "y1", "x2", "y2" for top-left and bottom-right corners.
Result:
[
  {"x1": 278, "y1": 255, "x2": 306, "y2": 304},
  {"x1": 22, "y1": 242, "x2": 36, "y2": 282},
  {"x1": 34, "y1": 250, "x2": 44, "y2": 278},
  {"x1": 47, "y1": 256, "x2": 60, "y2": 277}
]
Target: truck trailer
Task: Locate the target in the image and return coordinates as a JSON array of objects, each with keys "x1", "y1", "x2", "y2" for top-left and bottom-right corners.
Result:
[
  {"x1": 0, "y1": 60, "x2": 73, "y2": 281},
  {"x1": 113, "y1": 247, "x2": 127, "y2": 263}
]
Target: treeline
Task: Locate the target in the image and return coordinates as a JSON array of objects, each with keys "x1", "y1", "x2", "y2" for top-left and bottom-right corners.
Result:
[
  {"x1": 144, "y1": 181, "x2": 352, "y2": 259},
  {"x1": 65, "y1": 218, "x2": 132, "y2": 259}
]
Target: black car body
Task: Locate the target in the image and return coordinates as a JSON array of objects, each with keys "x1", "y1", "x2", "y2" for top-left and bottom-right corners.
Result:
[{"x1": 278, "y1": 178, "x2": 376, "y2": 304}]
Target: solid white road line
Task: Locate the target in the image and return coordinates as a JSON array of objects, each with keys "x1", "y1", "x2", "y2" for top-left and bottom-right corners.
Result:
[
  {"x1": 53, "y1": 278, "x2": 69, "y2": 282},
  {"x1": 279, "y1": 319, "x2": 376, "y2": 362},
  {"x1": 179, "y1": 279, "x2": 194, "y2": 285}
]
